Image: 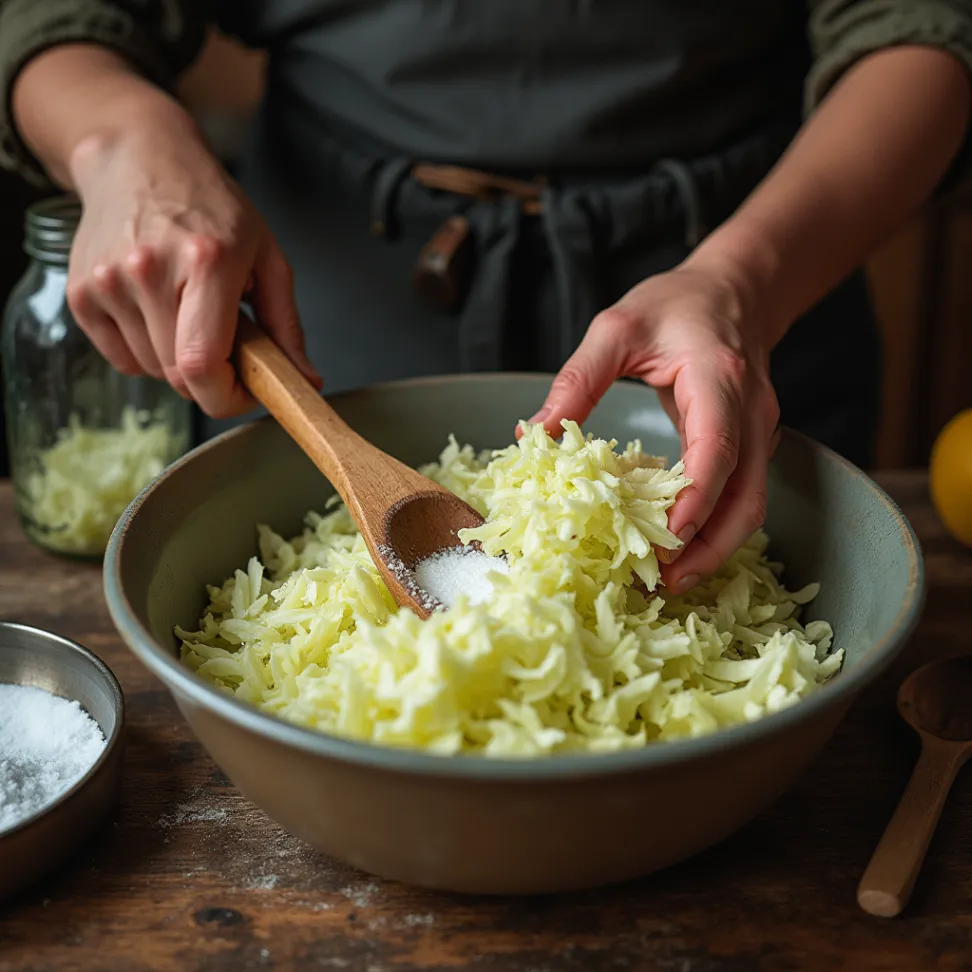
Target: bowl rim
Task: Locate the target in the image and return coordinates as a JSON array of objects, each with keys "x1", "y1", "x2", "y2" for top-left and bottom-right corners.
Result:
[
  {"x1": 104, "y1": 373, "x2": 926, "y2": 781},
  {"x1": 0, "y1": 621, "x2": 125, "y2": 839}
]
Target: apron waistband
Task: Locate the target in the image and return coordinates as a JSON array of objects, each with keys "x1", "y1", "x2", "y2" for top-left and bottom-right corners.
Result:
[{"x1": 275, "y1": 107, "x2": 795, "y2": 372}]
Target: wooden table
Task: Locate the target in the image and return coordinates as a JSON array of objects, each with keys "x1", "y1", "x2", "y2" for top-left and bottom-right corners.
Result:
[{"x1": 0, "y1": 474, "x2": 970, "y2": 972}]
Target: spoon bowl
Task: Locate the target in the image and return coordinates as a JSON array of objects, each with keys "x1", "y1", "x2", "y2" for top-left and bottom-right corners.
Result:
[
  {"x1": 899, "y1": 654, "x2": 972, "y2": 742},
  {"x1": 383, "y1": 491, "x2": 486, "y2": 568},
  {"x1": 377, "y1": 490, "x2": 488, "y2": 615}
]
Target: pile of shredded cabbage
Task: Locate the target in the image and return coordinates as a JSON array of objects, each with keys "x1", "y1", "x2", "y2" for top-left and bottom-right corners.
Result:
[
  {"x1": 23, "y1": 406, "x2": 183, "y2": 556},
  {"x1": 178, "y1": 422, "x2": 842, "y2": 757}
]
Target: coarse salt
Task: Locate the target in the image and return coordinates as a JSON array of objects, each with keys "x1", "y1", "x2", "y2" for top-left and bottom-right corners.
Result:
[
  {"x1": 376, "y1": 544, "x2": 441, "y2": 615},
  {"x1": 413, "y1": 547, "x2": 508, "y2": 609},
  {"x1": 0, "y1": 684, "x2": 107, "y2": 834}
]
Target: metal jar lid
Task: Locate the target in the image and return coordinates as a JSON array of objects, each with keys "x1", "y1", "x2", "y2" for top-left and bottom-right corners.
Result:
[{"x1": 23, "y1": 195, "x2": 82, "y2": 266}]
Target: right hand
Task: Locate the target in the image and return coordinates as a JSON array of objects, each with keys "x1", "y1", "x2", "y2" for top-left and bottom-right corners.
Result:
[
  {"x1": 66, "y1": 116, "x2": 321, "y2": 417},
  {"x1": 526, "y1": 262, "x2": 780, "y2": 593}
]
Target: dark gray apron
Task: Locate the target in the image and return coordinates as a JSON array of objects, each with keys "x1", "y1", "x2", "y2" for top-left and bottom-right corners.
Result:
[{"x1": 204, "y1": 1, "x2": 881, "y2": 469}]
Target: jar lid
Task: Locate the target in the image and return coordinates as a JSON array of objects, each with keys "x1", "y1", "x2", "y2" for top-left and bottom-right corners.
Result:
[{"x1": 24, "y1": 195, "x2": 82, "y2": 265}]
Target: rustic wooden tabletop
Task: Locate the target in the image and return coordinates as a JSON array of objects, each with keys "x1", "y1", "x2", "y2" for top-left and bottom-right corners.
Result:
[{"x1": 0, "y1": 474, "x2": 970, "y2": 972}]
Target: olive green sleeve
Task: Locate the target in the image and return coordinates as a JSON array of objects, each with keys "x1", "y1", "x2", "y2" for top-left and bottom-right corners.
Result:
[
  {"x1": 0, "y1": 1, "x2": 210, "y2": 186},
  {"x1": 806, "y1": 0, "x2": 972, "y2": 188}
]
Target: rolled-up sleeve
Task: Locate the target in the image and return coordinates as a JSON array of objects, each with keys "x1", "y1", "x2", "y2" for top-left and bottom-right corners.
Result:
[
  {"x1": 806, "y1": 1, "x2": 972, "y2": 187},
  {"x1": 807, "y1": 0, "x2": 972, "y2": 105},
  {"x1": 0, "y1": 1, "x2": 209, "y2": 185}
]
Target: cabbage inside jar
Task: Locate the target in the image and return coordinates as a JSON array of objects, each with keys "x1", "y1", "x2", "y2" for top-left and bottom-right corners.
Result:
[
  {"x1": 17, "y1": 405, "x2": 188, "y2": 559},
  {"x1": 2, "y1": 196, "x2": 192, "y2": 560}
]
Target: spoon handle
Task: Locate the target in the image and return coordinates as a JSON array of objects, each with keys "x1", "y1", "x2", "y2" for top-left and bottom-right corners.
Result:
[
  {"x1": 857, "y1": 738, "x2": 968, "y2": 917},
  {"x1": 235, "y1": 315, "x2": 366, "y2": 501}
]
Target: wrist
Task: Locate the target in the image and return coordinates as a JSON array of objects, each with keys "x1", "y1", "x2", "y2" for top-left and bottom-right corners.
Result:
[
  {"x1": 14, "y1": 43, "x2": 200, "y2": 191},
  {"x1": 69, "y1": 95, "x2": 202, "y2": 195},
  {"x1": 684, "y1": 217, "x2": 789, "y2": 348}
]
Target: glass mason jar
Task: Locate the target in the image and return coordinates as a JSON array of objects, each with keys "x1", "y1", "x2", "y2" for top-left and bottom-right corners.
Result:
[{"x1": 1, "y1": 196, "x2": 192, "y2": 560}]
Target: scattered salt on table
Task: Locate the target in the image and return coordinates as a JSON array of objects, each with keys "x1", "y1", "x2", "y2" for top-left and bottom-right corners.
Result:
[
  {"x1": 414, "y1": 547, "x2": 509, "y2": 608},
  {"x1": 0, "y1": 684, "x2": 107, "y2": 834}
]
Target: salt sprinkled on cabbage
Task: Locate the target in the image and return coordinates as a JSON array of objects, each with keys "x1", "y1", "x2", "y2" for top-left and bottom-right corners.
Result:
[{"x1": 178, "y1": 421, "x2": 842, "y2": 756}]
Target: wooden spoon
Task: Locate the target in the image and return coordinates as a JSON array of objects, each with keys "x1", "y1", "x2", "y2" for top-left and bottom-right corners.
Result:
[
  {"x1": 857, "y1": 654, "x2": 972, "y2": 917},
  {"x1": 235, "y1": 317, "x2": 484, "y2": 618}
]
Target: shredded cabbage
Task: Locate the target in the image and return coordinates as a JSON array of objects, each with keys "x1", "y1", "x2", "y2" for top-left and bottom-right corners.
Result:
[
  {"x1": 178, "y1": 421, "x2": 842, "y2": 757},
  {"x1": 23, "y1": 406, "x2": 184, "y2": 556}
]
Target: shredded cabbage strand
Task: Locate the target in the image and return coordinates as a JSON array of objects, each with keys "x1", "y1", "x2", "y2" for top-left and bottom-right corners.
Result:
[
  {"x1": 178, "y1": 421, "x2": 842, "y2": 756},
  {"x1": 24, "y1": 406, "x2": 182, "y2": 555}
]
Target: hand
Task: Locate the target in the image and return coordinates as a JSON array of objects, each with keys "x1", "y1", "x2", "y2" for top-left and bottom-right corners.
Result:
[
  {"x1": 527, "y1": 262, "x2": 780, "y2": 593},
  {"x1": 65, "y1": 111, "x2": 321, "y2": 417}
]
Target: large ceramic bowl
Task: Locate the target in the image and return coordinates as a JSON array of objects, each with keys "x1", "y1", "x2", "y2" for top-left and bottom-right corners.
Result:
[{"x1": 104, "y1": 375, "x2": 923, "y2": 894}]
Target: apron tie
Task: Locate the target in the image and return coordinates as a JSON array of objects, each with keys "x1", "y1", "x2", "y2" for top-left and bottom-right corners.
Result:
[
  {"x1": 370, "y1": 158, "x2": 413, "y2": 239},
  {"x1": 456, "y1": 196, "x2": 521, "y2": 371},
  {"x1": 539, "y1": 187, "x2": 605, "y2": 364},
  {"x1": 438, "y1": 188, "x2": 605, "y2": 371},
  {"x1": 652, "y1": 158, "x2": 708, "y2": 248},
  {"x1": 366, "y1": 120, "x2": 791, "y2": 372}
]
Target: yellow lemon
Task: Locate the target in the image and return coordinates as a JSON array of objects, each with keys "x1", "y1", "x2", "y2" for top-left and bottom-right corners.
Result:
[{"x1": 930, "y1": 409, "x2": 972, "y2": 548}]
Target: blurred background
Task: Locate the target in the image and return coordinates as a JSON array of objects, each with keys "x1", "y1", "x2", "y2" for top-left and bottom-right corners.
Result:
[{"x1": 2, "y1": 28, "x2": 971, "y2": 476}]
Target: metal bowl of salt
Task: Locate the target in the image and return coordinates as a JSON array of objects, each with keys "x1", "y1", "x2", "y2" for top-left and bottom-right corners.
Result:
[{"x1": 0, "y1": 621, "x2": 124, "y2": 902}]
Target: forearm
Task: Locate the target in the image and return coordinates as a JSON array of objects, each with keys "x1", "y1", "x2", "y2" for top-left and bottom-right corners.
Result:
[
  {"x1": 688, "y1": 46, "x2": 971, "y2": 345},
  {"x1": 12, "y1": 43, "x2": 200, "y2": 190}
]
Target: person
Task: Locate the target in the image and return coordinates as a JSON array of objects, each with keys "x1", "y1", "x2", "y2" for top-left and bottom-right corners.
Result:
[{"x1": 1, "y1": 2, "x2": 969, "y2": 593}]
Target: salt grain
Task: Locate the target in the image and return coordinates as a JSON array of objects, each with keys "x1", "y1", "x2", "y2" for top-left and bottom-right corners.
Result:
[
  {"x1": 0, "y1": 683, "x2": 106, "y2": 834},
  {"x1": 377, "y1": 544, "x2": 440, "y2": 614},
  {"x1": 413, "y1": 547, "x2": 508, "y2": 608}
]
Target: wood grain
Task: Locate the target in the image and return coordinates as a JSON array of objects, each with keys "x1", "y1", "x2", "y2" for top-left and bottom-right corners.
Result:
[{"x1": 1, "y1": 473, "x2": 971, "y2": 972}]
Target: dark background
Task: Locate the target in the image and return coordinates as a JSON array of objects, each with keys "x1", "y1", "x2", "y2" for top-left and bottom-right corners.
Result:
[{"x1": 2, "y1": 29, "x2": 971, "y2": 475}]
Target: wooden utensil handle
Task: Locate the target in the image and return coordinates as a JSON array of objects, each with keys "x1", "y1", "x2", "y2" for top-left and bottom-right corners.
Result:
[
  {"x1": 857, "y1": 740, "x2": 968, "y2": 917},
  {"x1": 235, "y1": 315, "x2": 364, "y2": 500}
]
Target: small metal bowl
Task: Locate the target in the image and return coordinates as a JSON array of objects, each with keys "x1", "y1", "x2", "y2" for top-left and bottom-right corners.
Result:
[{"x1": 0, "y1": 622, "x2": 124, "y2": 902}]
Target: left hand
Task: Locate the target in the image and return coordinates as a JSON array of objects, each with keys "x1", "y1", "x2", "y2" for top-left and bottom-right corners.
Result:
[{"x1": 525, "y1": 263, "x2": 780, "y2": 593}]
